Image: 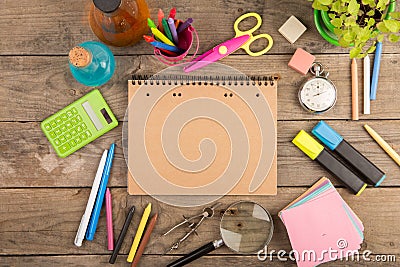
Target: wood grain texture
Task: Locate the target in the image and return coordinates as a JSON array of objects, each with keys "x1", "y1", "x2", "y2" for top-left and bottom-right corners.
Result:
[
  {"x1": 1, "y1": 120, "x2": 400, "y2": 188},
  {"x1": 1, "y1": 255, "x2": 399, "y2": 267},
  {"x1": 1, "y1": 189, "x2": 399, "y2": 256},
  {"x1": 1, "y1": 54, "x2": 400, "y2": 122},
  {"x1": 1, "y1": 0, "x2": 398, "y2": 56}
]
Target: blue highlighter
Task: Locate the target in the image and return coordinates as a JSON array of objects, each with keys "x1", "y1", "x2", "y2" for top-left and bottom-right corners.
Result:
[{"x1": 312, "y1": 121, "x2": 386, "y2": 187}]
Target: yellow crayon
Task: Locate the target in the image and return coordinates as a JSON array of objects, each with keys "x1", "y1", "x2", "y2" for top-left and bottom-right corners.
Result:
[
  {"x1": 151, "y1": 27, "x2": 175, "y2": 46},
  {"x1": 127, "y1": 203, "x2": 152, "y2": 262}
]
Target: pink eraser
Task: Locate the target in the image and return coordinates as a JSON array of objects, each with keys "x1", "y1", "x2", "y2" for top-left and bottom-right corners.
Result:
[{"x1": 288, "y1": 48, "x2": 316, "y2": 75}]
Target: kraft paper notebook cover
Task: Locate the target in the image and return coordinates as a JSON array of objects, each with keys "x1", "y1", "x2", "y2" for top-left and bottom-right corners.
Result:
[{"x1": 126, "y1": 74, "x2": 277, "y2": 196}]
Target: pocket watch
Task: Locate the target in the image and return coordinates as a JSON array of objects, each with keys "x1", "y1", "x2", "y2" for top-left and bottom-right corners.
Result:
[{"x1": 298, "y1": 62, "x2": 337, "y2": 114}]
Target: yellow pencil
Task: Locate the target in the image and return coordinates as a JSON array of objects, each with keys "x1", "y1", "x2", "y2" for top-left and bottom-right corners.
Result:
[
  {"x1": 127, "y1": 203, "x2": 152, "y2": 262},
  {"x1": 364, "y1": 124, "x2": 400, "y2": 166},
  {"x1": 151, "y1": 27, "x2": 175, "y2": 46}
]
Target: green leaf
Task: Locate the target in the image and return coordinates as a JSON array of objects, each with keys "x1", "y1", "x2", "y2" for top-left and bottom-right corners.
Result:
[
  {"x1": 377, "y1": 22, "x2": 389, "y2": 33},
  {"x1": 367, "y1": 10, "x2": 375, "y2": 16},
  {"x1": 347, "y1": 0, "x2": 360, "y2": 15},
  {"x1": 388, "y1": 34, "x2": 400, "y2": 42},
  {"x1": 312, "y1": 1, "x2": 329, "y2": 11},
  {"x1": 331, "y1": 18, "x2": 343, "y2": 27},
  {"x1": 383, "y1": 20, "x2": 400, "y2": 33},
  {"x1": 367, "y1": 18, "x2": 376, "y2": 27},
  {"x1": 390, "y1": 12, "x2": 400, "y2": 19},
  {"x1": 377, "y1": 33, "x2": 385, "y2": 42},
  {"x1": 366, "y1": 45, "x2": 376, "y2": 54},
  {"x1": 350, "y1": 47, "x2": 362, "y2": 58},
  {"x1": 318, "y1": 0, "x2": 333, "y2": 5},
  {"x1": 377, "y1": 0, "x2": 389, "y2": 11}
]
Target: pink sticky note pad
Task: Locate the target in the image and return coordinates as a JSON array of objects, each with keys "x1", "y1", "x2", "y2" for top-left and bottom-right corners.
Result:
[
  {"x1": 288, "y1": 48, "x2": 315, "y2": 75},
  {"x1": 280, "y1": 189, "x2": 363, "y2": 267}
]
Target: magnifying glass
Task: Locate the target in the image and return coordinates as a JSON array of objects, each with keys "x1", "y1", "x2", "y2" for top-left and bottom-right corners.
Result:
[{"x1": 167, "y1": 201, "x2": 274, "y2": 267}]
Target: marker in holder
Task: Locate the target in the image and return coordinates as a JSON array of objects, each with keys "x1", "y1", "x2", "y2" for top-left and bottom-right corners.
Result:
[
  {"x1": 312, "y1": 120, "x2": 386, "y2": 187},
  {"x1": 153, "y1": 23, "x2": 199, "y2": 66}
]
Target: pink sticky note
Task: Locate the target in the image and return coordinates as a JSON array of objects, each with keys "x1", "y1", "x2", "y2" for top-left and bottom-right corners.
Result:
[
  {"x1": 280, "y1": 189, "x2": 363, "y2": 267},
  {"x1": 288, "y1": 48, "x2": 315, "y2": 75}
]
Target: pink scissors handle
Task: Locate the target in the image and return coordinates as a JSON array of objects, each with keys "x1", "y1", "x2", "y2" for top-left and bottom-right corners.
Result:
[{"x1": 184, "y1": 34, "x2": 250, "y2": 73}]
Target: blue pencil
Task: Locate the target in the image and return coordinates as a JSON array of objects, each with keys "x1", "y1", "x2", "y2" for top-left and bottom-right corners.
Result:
[
  {"x1": 86, "y1": 143, "x2": 116, "y2": 241},
  {"x1": 370, "y1": 42, "x2": 382, "y2": 100}
]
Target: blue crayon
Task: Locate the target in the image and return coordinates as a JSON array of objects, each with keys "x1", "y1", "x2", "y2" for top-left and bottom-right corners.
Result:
[{"x1": 150, "y1": 41, "x2": 183, "y2": 54}]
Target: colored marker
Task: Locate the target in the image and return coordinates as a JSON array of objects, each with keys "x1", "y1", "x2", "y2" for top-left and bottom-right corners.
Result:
[
  {"x1": 168, "y1": 7, "x2": 176, "y2": 19},
  {"x1": 109, "y1": 206, "x2": 136, "y2": 264},
  {"x1": 106, "y1": 188, "x2": 114, "y2": 251},
  {"x1": 147, "y1": 18, "x2": 157, "y2": 29},
  {"x1": 143, "y1": 35, "x2": 156, "y2": 43},
  {"x1": 370, "y1": 42, "x2": 382, "y2": 100},
  {"x1": 364, "y1": 124, "x2": 400, "y2": 167},
  {"x1": 127, "y1": 203, "x2": 152, "y2": 262},
  {"x1": 177, "y1": 18, "x2": 193, "y2": 33},
  {"x1": 312, "y1": 120, "x2": 386, "y2": 187},
  {"x1": 168, "y1": 18, "x2": 179, "y2": 44},
  {"x1": 148, "y1": 18, "x2": 175, "y2": 46},
  {"x1": 150, "y1": 41, "x2": 182, "y2": 53},
  {"x1": 131, "y1": 213, "x2": 158, "y2": 267},
  {"x1": 292, "y1": 130, "x2": 367, "y2": 195},
  {"x1": 86, "y1": 143, "x2": 116, "y2": 241},
  {"x1": 162, "y1": 18, "x2": 174, "y2": 43},
  {"x1": 74, "y1": 149, "x2": 108, "y2": 247},
  {"x1": 364, "y1": 55, "x2": 371, "y2": 114},
  {"x1": 158, "y1": 9, "x2": 164, "y2": 32}
]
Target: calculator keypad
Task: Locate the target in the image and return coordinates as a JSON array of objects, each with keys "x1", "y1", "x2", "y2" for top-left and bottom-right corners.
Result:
[{"x1": 43, "y1": 108, "x2": 92, "y2": 154}]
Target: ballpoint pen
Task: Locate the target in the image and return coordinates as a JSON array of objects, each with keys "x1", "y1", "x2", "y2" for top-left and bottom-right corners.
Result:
[
  {"x1": 86, "y1": 143, "x2": 116, "y2": 241},
  {"x1": 74, "y1": 149, "x2": 108, "y2": 247}
]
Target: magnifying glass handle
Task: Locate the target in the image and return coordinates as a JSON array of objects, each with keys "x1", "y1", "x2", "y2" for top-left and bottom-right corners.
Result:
[{"x1": 167, "y1": 239, "x2": 224, "y2": 267}]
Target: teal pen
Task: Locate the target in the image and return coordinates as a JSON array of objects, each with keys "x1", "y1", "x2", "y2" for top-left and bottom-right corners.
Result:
[{"x1": 86, "y1": 143, "x2": 116, "y2": 241}]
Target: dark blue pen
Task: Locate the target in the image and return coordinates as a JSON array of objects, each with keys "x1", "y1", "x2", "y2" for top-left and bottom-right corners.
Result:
[{"x1": 86, "y1": 143, "x2": 116, "y2": 241}]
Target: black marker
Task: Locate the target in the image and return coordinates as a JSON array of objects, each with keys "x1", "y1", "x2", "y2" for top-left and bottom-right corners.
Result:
[
  {"x1": 292, "y1": 130, "x2": 367, "y2": 195},
  {"x1": 312, "y1": 121, "x2": 386, "y2": 186},
  {"x1": 109, "y1": 205, "x2": 135, "y2": 264}
]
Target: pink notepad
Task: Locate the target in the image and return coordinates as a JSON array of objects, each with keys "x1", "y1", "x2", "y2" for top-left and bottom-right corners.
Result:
[{"x1": 279, "y1": 177, "x2": 364, "y2": 267}]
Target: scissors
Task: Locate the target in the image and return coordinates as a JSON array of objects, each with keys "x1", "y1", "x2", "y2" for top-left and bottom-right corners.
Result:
[{"x1": 184, "y1": 12, "x2": 273, "y2": 73}]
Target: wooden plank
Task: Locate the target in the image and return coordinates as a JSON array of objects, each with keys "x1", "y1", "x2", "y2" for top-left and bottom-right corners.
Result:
[
  {"x1": 1, "y1": 0, "x2": 398, "y2": 55},
  {"x1": 0, "y1": 189, "x2": 399, "y2": 256},
  {"x1": 1, "y1": 120, "x2": 400, "y2": 188},
  {"x1": 1, "y1": 255, "x2": 399, "y2": 267},
  {"x1": 1, "y1": 54, "x2": 400, "y2": 122}
]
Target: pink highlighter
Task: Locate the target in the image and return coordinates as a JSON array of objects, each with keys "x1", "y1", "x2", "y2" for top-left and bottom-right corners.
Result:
[{"x1": 105, "y1": 188, "x2": 114, "y2": 251}]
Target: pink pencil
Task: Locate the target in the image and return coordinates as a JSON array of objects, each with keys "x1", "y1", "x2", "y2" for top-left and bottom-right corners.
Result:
[{"x1": 105, "y1": 188, "x2": 114, "y2": 251}]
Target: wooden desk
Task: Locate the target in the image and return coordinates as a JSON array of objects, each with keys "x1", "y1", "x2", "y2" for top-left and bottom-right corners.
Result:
[{"x1": 0, "y1": 0, "x2": 399, "y2": 266}]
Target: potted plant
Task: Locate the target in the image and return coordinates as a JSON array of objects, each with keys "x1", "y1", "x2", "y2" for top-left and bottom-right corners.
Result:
[{"x1": 312, "y1": 0, "x2": 400, "y2": 58}]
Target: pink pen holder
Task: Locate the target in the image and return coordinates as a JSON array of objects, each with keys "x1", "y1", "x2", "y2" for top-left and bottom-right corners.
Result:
[{"x1": 154, "y1": 25, "x2": 199, "y2": 66}]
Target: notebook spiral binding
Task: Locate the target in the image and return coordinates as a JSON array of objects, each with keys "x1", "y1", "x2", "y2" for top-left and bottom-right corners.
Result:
[{"x1": 131, "y1": 74, "x2": 280, "y2": 86}]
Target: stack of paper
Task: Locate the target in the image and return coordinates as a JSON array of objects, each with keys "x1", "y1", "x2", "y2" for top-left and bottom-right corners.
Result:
[{"x1": 279, "y1": 177, "x2": 364, "y2": 267}]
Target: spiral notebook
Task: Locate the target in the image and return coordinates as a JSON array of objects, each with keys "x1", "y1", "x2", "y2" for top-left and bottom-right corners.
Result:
[{"x1": 127, "y1": 74, "x2": 278, "y2": 196}]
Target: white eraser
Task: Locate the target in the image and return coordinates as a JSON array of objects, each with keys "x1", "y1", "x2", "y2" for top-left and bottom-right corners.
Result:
[{"x1": 278, "y1": 15, "x2": 307, "y2": 44}]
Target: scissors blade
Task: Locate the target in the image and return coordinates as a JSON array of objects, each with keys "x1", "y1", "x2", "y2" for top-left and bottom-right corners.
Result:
[{"x1": 184, "y1": 34, "x2": 250, "y2": 73}]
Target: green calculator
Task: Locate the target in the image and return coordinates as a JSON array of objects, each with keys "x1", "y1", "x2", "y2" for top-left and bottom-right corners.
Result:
[{"x1": 41, "y1": 89, "x2": 118, "y2": 158}]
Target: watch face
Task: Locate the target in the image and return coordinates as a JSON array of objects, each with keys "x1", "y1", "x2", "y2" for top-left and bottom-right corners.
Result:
[{"x1": 299, "y1": 77, "x2": 336, "y2": 113}]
